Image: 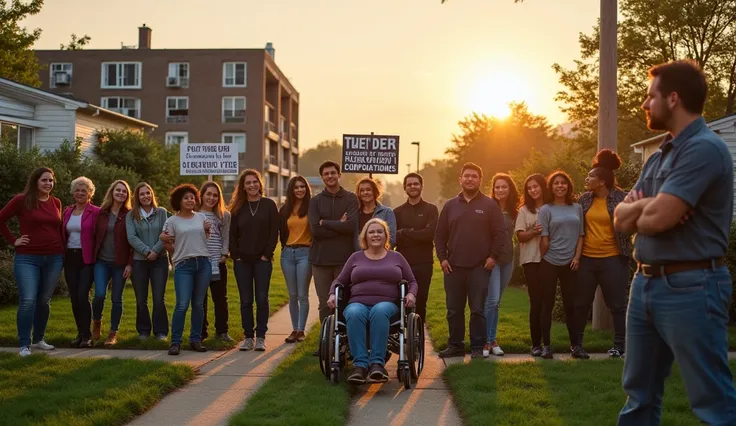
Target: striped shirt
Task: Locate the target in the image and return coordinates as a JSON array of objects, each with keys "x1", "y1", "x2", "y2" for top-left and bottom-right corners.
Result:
[{"x1": 201, "y1": 210, "x2": 231, "y2": 279}]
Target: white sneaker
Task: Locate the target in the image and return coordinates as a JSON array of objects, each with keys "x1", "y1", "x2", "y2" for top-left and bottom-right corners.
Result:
[
  {"x1": 482, "y1": 343, "x2": 491, "y2": 358},
  {"x1": 31, "y1": 340, "x2": 55, "y2": 350},
  {"x1": 491, "y1": 341, "x2": 504, "y2": 356},
  {"x1": 19, "y1": 346, "x2": 31, "y2": 357},
  {"x1": 255, "y1": 337, "x2": 266, "y2": 352},
  {"x1": 240, "y1": 337, "x2": 254, "y2": 351}
]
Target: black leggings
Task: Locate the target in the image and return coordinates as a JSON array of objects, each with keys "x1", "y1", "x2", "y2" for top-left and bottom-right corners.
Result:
[
  {"x1": 539, "y1": 259, "x2": 576, "y2": 347},
  {"x1": 523, "y1": 262, "x2": 543, "y2": 347}
]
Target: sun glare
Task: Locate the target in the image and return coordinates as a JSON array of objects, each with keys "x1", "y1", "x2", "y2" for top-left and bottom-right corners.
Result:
[{"x1": 467, "y1": 70, "x2": 534, "y2": 118}]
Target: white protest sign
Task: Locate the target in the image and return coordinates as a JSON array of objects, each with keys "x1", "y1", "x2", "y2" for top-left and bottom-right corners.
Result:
[{"x1": 179, "y1": 143, "x2": 239, "y2": 176}]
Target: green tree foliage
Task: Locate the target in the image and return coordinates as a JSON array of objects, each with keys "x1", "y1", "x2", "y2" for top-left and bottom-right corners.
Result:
[
  {"x1": 60, "y1": 33, "x2": 91, "y2": 50},
  {"x1": 298, "y1": 139, "x2": 364, "y2": 190},
  {"x1": 554, "y1": 0, "x2": 736, "y2": 154},
  {"x1": 0, "y1": 0, "x2": 43, "y2": 87},
  {"x1": 440, "y1": 102, "x2": 555, "y2": 198}
]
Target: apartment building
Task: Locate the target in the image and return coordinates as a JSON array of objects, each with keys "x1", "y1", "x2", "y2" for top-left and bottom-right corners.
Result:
[{"x1": 35, "y1": 25, "x2": 300, "y2": 201}]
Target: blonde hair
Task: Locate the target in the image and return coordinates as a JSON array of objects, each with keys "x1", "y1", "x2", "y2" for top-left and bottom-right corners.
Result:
[
  {"x1": 359, "y1": 218, "x2": 391, "y2": 250},
  {"x1": 130, "y1": 182, "x2": 159, "y2": 221},
  {"x1": 100, "y1": 180, "x2": 132, "y2": 212},
  {"x1": 70, "y1": 176, "x2": 95, "y2": 200}
]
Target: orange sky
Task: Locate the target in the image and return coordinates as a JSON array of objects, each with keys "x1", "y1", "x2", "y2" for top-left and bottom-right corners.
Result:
[{"x1": 25, "y1": 0, "x2": 600, "y2": 177}]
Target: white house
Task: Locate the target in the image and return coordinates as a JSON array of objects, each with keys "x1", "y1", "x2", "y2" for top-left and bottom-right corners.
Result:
[
  {"x1": 0, "y1": 77, "x2": 156, "y2": 155},
  {"x1": 631, "y1": 114, "x2": 736, "y2": 212}
]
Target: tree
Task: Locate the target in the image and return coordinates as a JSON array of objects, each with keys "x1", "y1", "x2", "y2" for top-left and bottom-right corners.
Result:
[
  {"x1": 440, "y1": 103, "x2": 555, "y2": 198},
  {"x1": 61, "y1": 33, "x2": 91, "y2": 50},
  {"x1": 0, "y1": 0, "x2": 43, "y2": 87},
  {"x1": 299, "y1": 139, "x2": 364, "y2": 190}
]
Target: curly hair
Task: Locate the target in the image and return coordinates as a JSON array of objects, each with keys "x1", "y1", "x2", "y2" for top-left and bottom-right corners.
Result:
[
  {"x1": 169, "y1": 184, "x2": 200, "y2": 212},
  {"x1": 590, "y1": 149, "x2": 622, "y2": 190}
]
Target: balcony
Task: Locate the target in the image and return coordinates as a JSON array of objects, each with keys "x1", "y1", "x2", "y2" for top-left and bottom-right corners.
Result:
[
  {"x1": 282, "y1": 160, "x2": 289, "y2": 170},
  {"x1": 264, "y1": 121, "x2": 279, "y2": 141}
]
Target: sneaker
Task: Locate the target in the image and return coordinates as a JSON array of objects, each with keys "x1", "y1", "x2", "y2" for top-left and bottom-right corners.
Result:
[
  {"x1": 285, "y1": 330, "x2": 299, "y2": 343},
  {"x1": 31, "y1": 340, "x2": 55, "y2": 350},
  {"x1": 470, "y1": 348, "x2": 484, "y2": 359},
  {"x1": 156, "y1": 334, "x2": 168, "y2": 341},
  {"x1": 78, "y1": 339, "x2": 93, "y2": 348},
  {"x1": 482, "y1": 343, "x2": 491, "y2": 358},
  {"x1": 367, "y1": 364, "x2": 389, "y2": 383},
  {"x1": 70, "y1": 336, "x2": 82, "y2": 348},
  {"x1": 607, "y1": 347, "x2": 624, "y2": 358},
  {"x1": 217, "y1": 333, "x2": 233, "y2": 342},
  {"x1": 438, "y1": 346, "x2": 465, "y2": 358},
  {"x1": 491, "y1": 341, "x2": 505, "y2": 356},
  {"x1": 19, "y1": 346, "x2": 31, "y2": 357},
  {"x1": 104, "y1": 331, "x2": 118, "y2": 347},
  {"x1": 240, "y1": 337, "x2": 255, "y2": 351},
  {"x1": 138, "y1": 334, "x2": 149, "y2": 341},
  {"x1": 347, "y1": 367, "x2": 367, "y2": 384},
  {"x1": 190, "y1": 341, "x2": 207, "y2": 352},
  {"x1": 531, "y1": 346, "x2": 543, "y2": 357},
  {"x1": 168, "y1": 343, "x2": 181, "y2": 356},
  {"x1": 571, "y1": 345, "x2": 590, "y2": 360},
  {"x1": 541, "y1": 345, "x2": 553, "y2": 359},
  {"x1": 296, "y1": 331, "x2": 306, "y2": 342},
  {"x1": 255, "y1": 337, "x2": 266, "y2": 351}
]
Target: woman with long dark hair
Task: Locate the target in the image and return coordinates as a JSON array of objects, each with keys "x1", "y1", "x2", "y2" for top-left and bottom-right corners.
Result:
[
  {"x1": 126, "y1": 182, "x2": 170, "y2": 341},
  {"x1": 0, "y1": 167, "x2": 64, "y2": 357},
  {"x1": 538, "y1": 170, "x2": 584, "y2": 359},
  {"x1": 229, "y1": 169, "x2": 279, "y2": 352},
  {"x1": 92, "y1": 180, "x2": 133, "y2": 347},
  {"x1": 514, "y1": 173, "x2": 549, "y2": 357},
  {"x1": 63, "y1": 176, "x2": 100, "y2": 348},
  {"x1": 279, "y1": 176, "x2": 313, "y2": 343},
  {"x1": 571, "y1": 150, "x2": 631, "y2": 359},
  {"x1": 199, "y1": 181, "x2": 232, "y2": 342},
  {"x1": 483, "y1": 173, "x2": 519, "y2": 357}
]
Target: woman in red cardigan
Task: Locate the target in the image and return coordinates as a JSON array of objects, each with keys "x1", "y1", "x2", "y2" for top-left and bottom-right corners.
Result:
[
  {"x1": 0, "y1": 167, "x2": 64, "y2": 357},
  {"x1": 62, "y1": 176, "x2": 100, "y2": 348},
  {"x1": 92, "y1": 180, "x2": 133, "y2": 346}
]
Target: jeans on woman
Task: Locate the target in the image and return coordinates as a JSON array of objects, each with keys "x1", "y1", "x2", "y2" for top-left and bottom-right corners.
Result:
[
  {"x1": 171, "y1": 257, "x2": 211, "y2": 345},
  {"x1": 344, "y1": 301, "x2": 399, "y2": 369},
  {"x1": 484, "y1": 261, "x2": 514, "y2": 343},
  {"x1": 280, "y1": 246, "x2": 312, "y2": 331},
  {"x1": 234, "y1": 259, "x2": 273, "y2": 338},
  {"x1": 93, "y1": 260, "x2": 126, "y2": 332},
  {"x1": 14, "y1": 253, "x2": 63, "y2": 347},
  {"x1": 64, "y1": 249, "x2": 94, "y2": 339},
  {"x1": 132, "y1": 256, "x2": 170, "y2": 337}
]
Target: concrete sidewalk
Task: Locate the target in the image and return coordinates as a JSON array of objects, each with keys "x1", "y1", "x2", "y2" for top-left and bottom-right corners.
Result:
[{"x1": 347, "y1": 328, "x2": 463, "y2": 426}]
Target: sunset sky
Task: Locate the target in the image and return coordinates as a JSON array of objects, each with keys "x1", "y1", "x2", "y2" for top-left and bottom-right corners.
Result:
[{"x1": 25, "y1": 0, "x2": 600, "y2": 176}]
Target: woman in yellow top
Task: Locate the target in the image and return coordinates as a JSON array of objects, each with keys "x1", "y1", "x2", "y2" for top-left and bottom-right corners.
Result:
[
  {"x1": 279, "y1": 176, "x2": 313, "y2": 343},
  {"x1": 572, "y1": 149, "x2": 632, "y2": 359}
]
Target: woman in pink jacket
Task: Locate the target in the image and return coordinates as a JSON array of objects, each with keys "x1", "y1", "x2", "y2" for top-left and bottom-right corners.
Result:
[{"x1": 61, "y1": 177, "x2": 100, "y2": 348}]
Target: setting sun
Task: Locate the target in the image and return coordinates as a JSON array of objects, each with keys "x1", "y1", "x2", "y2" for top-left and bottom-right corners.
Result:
[{"x1": 466, "y1": 69, "x2": 535, "y2": 118}]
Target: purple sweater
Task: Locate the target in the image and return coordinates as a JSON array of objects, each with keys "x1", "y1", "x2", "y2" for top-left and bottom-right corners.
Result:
[{"x1": 330, "y1": 251, "x2": 418, "y2": 306}]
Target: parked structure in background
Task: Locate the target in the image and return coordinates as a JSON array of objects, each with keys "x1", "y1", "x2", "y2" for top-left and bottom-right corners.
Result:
[
  {"x1": 34, "y1": 25, "x2": 300, "y2": 203},
  {"x1": 0, "y1": 77, "x2": 156, "y2": 155}
]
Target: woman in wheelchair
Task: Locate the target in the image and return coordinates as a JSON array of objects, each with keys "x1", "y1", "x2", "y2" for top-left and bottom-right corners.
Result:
[{"x1": 327, "y1": 218, "x2": 417, "y2": 384}]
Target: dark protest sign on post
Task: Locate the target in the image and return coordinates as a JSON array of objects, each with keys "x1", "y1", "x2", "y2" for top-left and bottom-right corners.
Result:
[{"x1": 341, "y1": 134, "x2": 400, "y2": 174}]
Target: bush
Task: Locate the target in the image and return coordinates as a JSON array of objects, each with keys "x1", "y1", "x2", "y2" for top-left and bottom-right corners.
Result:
[{"x1": 0, "y1": 250, "x2": 67, "y2": 305}]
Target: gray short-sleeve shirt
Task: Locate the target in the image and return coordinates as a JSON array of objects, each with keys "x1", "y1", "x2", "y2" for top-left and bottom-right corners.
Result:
[{"x1": 538, "y1": 203, "x2": 584, "y2": 266}]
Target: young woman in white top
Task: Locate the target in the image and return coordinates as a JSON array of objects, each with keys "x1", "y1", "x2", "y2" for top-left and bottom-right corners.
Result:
[
  {"x1": 514, "y1": 173, "x2": 549, "y2": 358},
  {"x1": 161, "y1": 184, "x2": 212, "y2": 355}
]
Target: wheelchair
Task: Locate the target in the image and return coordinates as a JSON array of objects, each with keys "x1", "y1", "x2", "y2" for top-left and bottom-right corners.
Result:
[{"x1": 318, "y1": 280, "x2": 425, "y2": 389}]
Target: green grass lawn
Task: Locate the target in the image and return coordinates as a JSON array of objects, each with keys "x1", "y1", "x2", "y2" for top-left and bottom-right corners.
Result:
[
  {"x1": 424, "y1": 263, "x2": 736, "y2": 353},
  {"x1": 0, "y1": 351, "x2": 193, "y2": 426},
  {"x1": 229, "y1": 325, "x2": 351, "y2": 426},
  {"x1": 444, "y1": 358, "x2": 736, "y2": 426},
  {"x1": 0, "y1": 248, "x2": 289, "y2": 350}
]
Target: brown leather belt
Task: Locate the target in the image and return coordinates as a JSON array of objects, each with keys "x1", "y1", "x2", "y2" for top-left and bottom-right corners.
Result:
[{"x1": 636, "y1": 258, "x2": 725, "y2": 277}]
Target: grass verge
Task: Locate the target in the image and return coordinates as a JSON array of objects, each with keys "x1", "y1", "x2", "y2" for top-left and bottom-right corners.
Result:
[
  {"x1": 229, "y1": 326, "x2": 351, "y2": 426},
  {"x1": 444, "y1": 358, "x2": 736, "y2": 426},
  {"x1": 0, "y1": 351, "x2": 193, "y2": 425},
  {"x1": 0, "y1": 247, "x2": 289, "y2": 350},
  {"x1": 423, "y1": 263, "x2": 736, "y2": 353}
]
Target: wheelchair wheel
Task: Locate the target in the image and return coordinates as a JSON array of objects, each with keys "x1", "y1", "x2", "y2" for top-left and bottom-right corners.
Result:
[
  {"x1": 318, "y1": 316, "x2": 329, "y2": 377},
  {"x1": 399, "y1": 364, "x2": 411, "y2": 389},
  {"x1": 407, "y1": 313, "x2": 425, "y2": 380},
  {"x1": 329, "y1": 368, "x2": 341, "y2": 385},
  {"x1": 320, "y1": 315, "x2": 337, "y2": 378}
]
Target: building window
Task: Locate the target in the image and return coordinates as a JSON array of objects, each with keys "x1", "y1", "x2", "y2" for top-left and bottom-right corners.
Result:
[
  {"x1": 222, "y1": 62, "x2": 247, "y2": 87},
  {"x1": 167, "y1": 63, "x2": 189, "y2": 87},
  {"x1": 101, "y1": 97, "x2": 141, "y2": 119},
  {"x1": 101, "y1": 62, "x2": 142, "y2": 89},
  {"x1": 222, "y1": 96, "x2": 246, "y2": 123},
  {"x1": 222, "y1": 133, "x2": 246, "y2": 153},
  {"x1": 50, "y1": 63, "x2": 73, "y2": 88},
  {"x1": 0, "y1": 123, "x2": 34, "y2": 152},
  {"x1": 166, "y1": 97, "x2": 189, "y2": 123},
  {"x1": 165, "y1": 132, "x2": 188, "y2": 146}
]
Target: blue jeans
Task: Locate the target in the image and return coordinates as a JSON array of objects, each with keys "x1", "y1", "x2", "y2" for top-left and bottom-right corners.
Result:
[
  {"x1": 14, "y1": 254, "x2": 63, "y2": 347},
  {"x1": 344, "y1": 301, "x2": 399, "y2": 369},
  {"x1": 171, "y1": 257, "x2": 211, "y2": 345},
  {"x1": 93, "y1": 260, "x2": 126, "y2": 332},
  {"x1": 484, "y1": 261, "x2": 513, "y2": 343},
  {"x1": 280, "y1": 246, "x2": 312, "y2": 331},
  {"x1": 618, "y1": 266, "x2": 736, "y2": 425}
]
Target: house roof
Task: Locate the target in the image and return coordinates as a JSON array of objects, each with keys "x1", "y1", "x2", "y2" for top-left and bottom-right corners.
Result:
[
  {"x1": 630, "y1": 114, "x2": 736, "y2": 148},
  {"x1": 82, "y1": 104, "x2": 157, "y2": 129}
]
